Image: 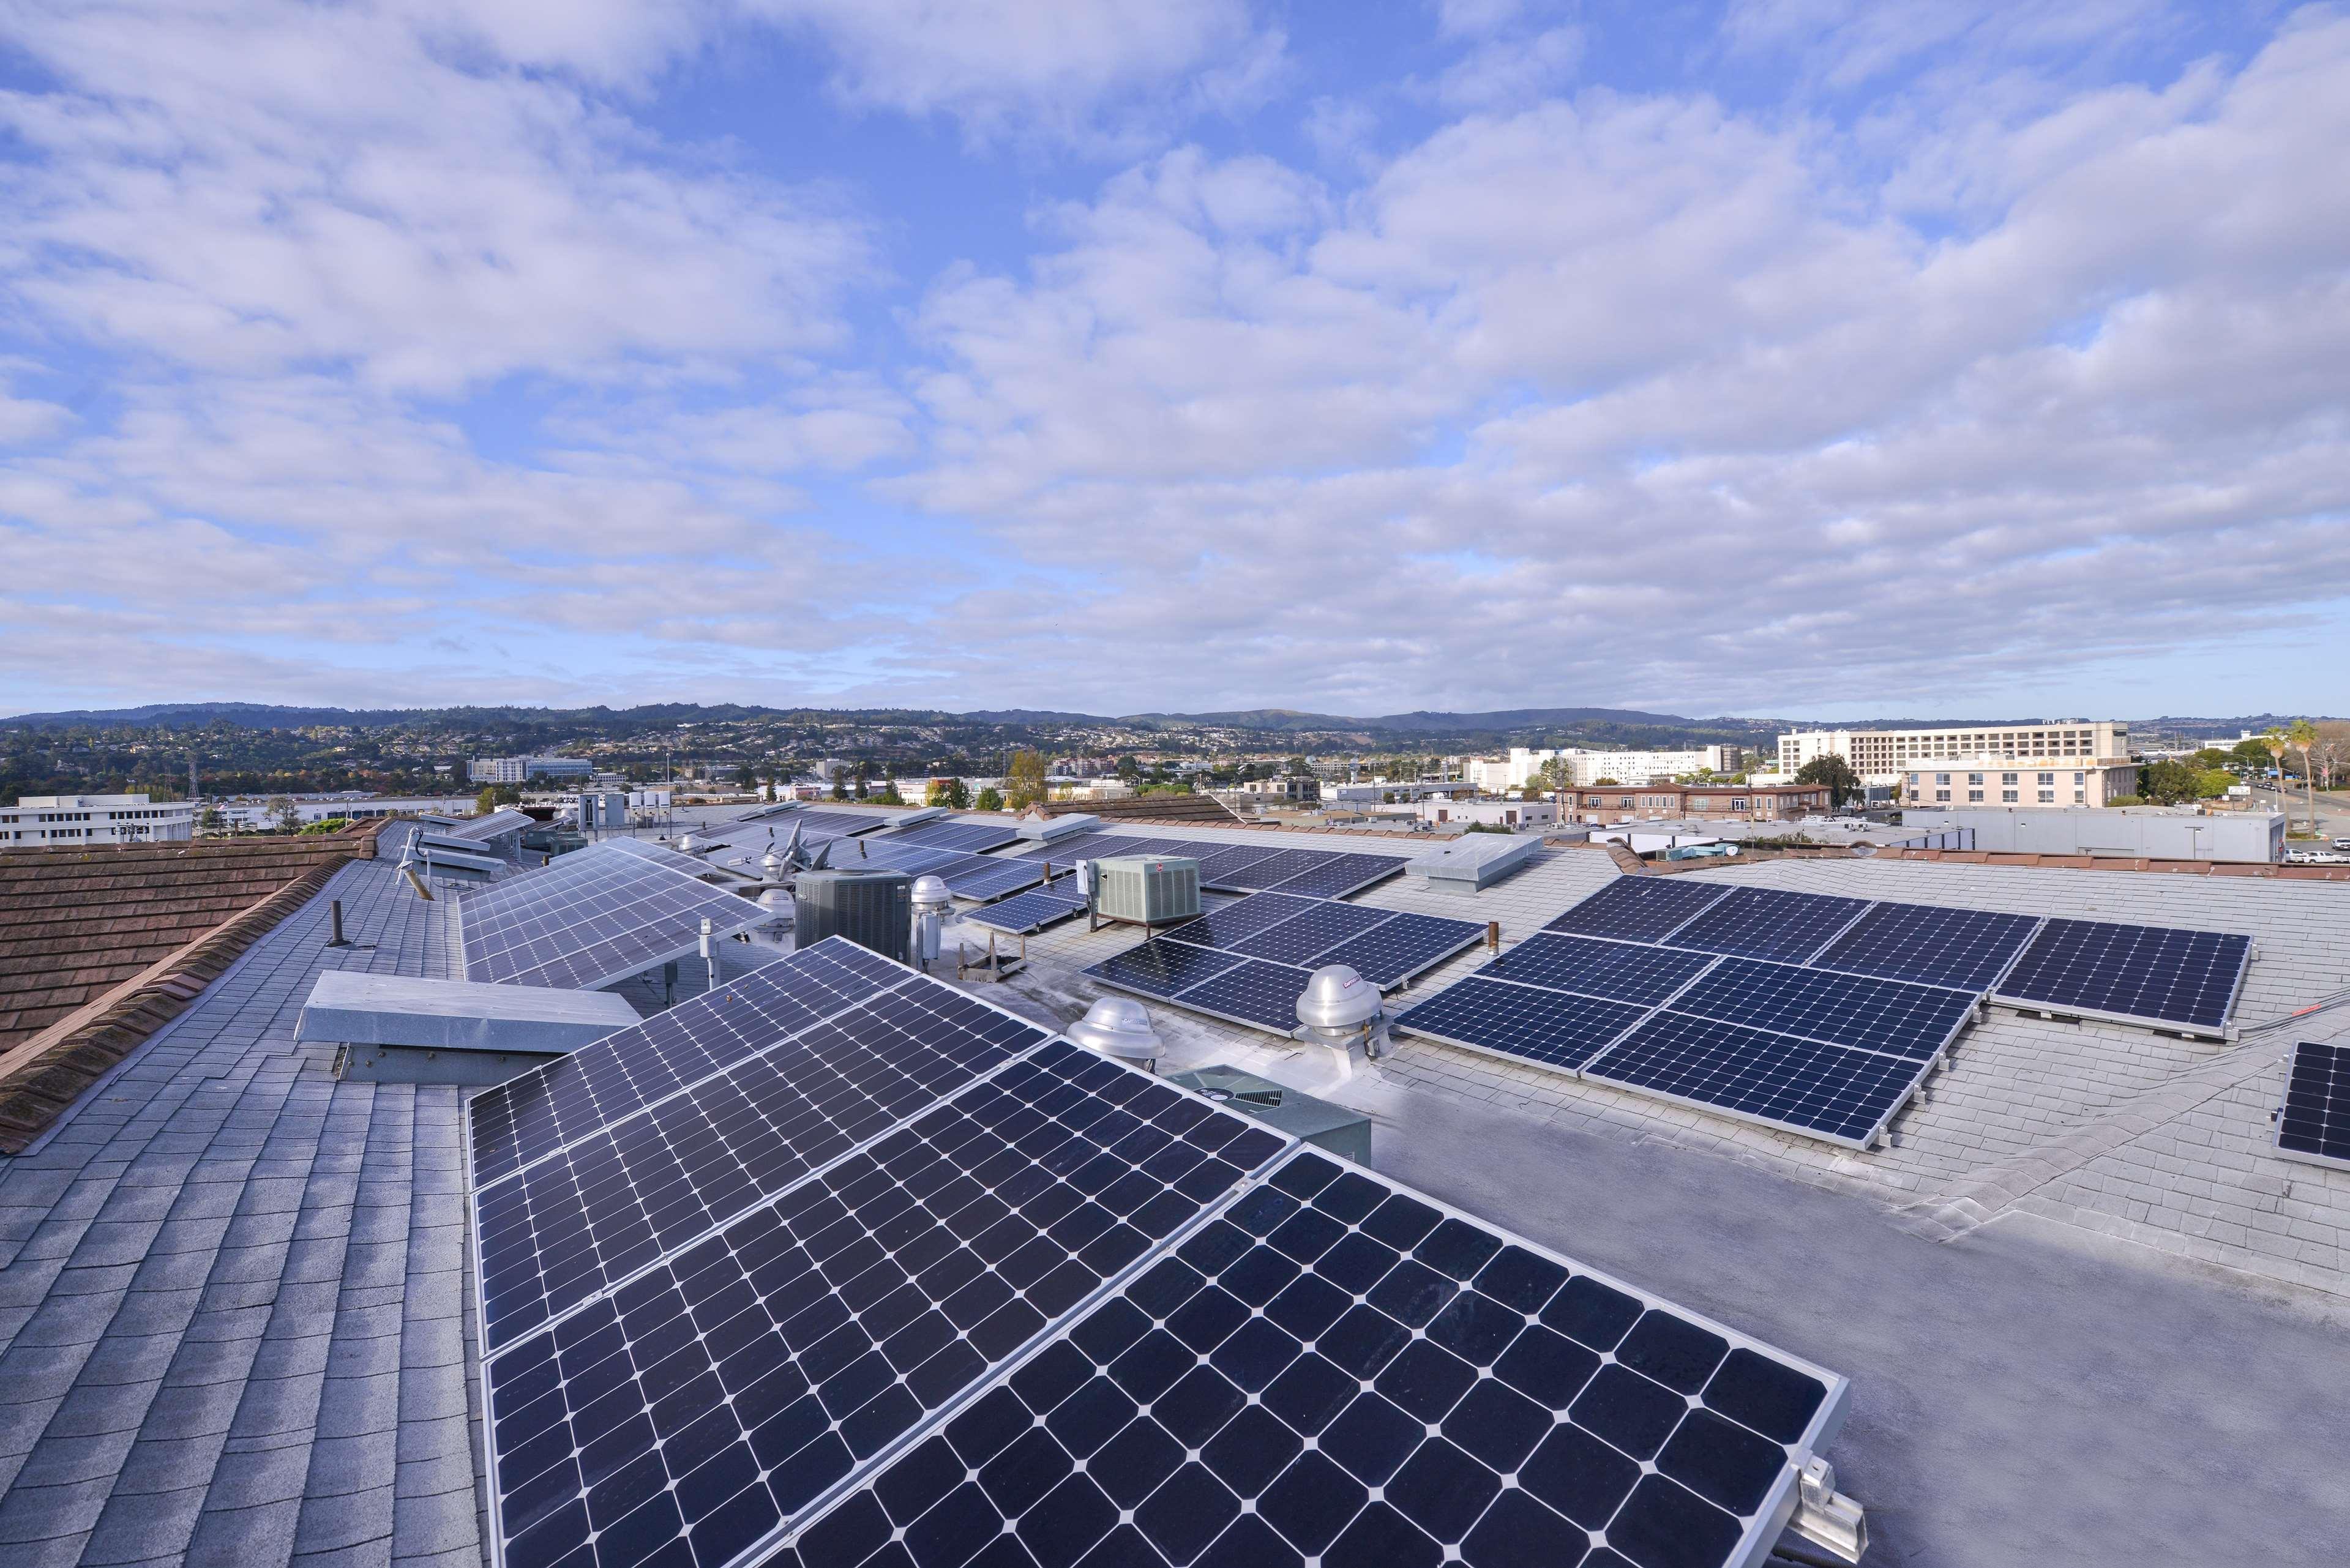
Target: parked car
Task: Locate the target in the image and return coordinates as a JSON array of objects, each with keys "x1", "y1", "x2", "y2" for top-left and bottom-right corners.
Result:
[{"x1": 2332, "y1": 837, "x2": 2350, "y2": 851}]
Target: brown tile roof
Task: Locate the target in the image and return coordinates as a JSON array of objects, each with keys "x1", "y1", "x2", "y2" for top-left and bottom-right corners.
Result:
[
  {"x1": 0, "y1": 824, "x2": 384, "y2": 1151},
  {"x1": 1038, "y1": 793, "x2": 1243, "y2": 824}
]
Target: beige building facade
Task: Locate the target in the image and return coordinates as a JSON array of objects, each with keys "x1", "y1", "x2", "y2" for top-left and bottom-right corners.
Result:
[{"x1": 1779, "y1": 722, "x2": 2132, "y2": 790}]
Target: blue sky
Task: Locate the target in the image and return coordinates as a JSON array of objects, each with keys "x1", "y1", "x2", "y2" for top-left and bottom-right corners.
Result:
[{"x1": 2, "y1": 0, "x2": 2344, "y2": 721}]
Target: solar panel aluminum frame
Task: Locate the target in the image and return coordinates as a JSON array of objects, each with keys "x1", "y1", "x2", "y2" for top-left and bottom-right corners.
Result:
[
  {"x1": 1578, "y1": 1021, "x2": 1945, "y2": 1153},
  {"x1": 468, "y1": 883, "x2": 774, "y2": 993},
  {"x1": 1663, "y1": 961, "x2": 1983, "y2": 1068},
  {"x1": 1089, "y1": 954, "x2": 1310, "y2": 1038},
  {"x1": 2273, "y1": 1043, "x2": 2350, "y2": 1174},
  {"x1": 1153, "y1": 897, "x2": 1486, "y2": 993},
  {"x1": 768, "y1": 1151, "x2": 1855, "y2": 1568},
  {"x1": 1988, "y1": 937, "x2": 2254, "y2": 1042},
  {"x1": 468, "y1": 1027, "x2": 1306, "y2": 1568}
]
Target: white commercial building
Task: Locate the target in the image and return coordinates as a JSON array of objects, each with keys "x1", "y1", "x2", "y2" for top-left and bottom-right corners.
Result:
[
  {"x1": 1416, "y1": 798, "x2": 1559, "y2": 830},
  {"x1": 210, "y1": 794, "x2": 483, "y2": 831},
  {"x1": 1, "y1": 793, "x2": 195, "y2": 848},
  {"x1": 468, "y1": 756, "x2": 594, "y2": 785},
  {"x1": 1778, "y1": 722, "x2": 2131, "y2": 788},
  {"x1": 1506, "y1": 746, "x2": 1745, "y2": 789}
]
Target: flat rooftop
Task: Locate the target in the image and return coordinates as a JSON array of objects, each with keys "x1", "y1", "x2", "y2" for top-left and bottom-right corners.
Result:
[{"x1": 0, "y1": 811, "x2": 2344, "y2": 1567}]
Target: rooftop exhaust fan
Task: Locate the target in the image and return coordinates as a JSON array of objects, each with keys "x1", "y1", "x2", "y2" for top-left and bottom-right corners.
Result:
[
  {"x1": 1068, "y1": 997, "x2": 1163, "y2": 1069},
  {"x1": 1294, "y1": 965, "x2": 1388, "y2": 1058}
]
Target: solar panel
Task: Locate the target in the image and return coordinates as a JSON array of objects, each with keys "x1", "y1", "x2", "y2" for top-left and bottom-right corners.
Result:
[
  {"x1": 1304, "y1": 911, "x2": 1487, "y2": 989},
  {"x1": 1229, "y1": 902, "x2": 1396, "y2": 966},
  {"x1": 1662, "y1": 886, "x2": 1874, "y2": 965},
  {"x1": 479, "y1": 1040, "x2": 1291, "y2": 1568},
  {"x1": 964, "y1": 883, "x2": 1088, "y2": 936},
  {"x1": 1811, "y1": 902, "x2": 2040, "y2": 991},
  {"x1": 767, "y1": 1149, "x2": 1849, "y2": 1568},
  {"x1": 1484, "y1": 932, "x2": 1716, "y2": 1006},
  {"x1": 1186, "y1": 842, "x2": 1287, "y2": 886},
  {"x1": 1263, "y1": 851, "x2": 1408, "y2": 900},
  {"x1": 939, "y1": 858, "x2": 1049, "y2": 902},
  {"x1": 1584, "y1": 1013, "x2": 1929, "y2": 1148},
  {"x1": 1012, "y1": 833, "x2": 1189, "y2": 863},
  {"x1": 888, "y1": 820, "x2": 1022, "y2": 854},
  {"x1": 469, "y1": 938, "x2": 919, "y2": 1188},
  {"x1": 1211, "y1": 848, "x2": 1328, "y2": 892},
  {"x1": 1170, "y1": 958, "x2": 1314, "y2": 1032},
  {"x1": 1994, "y1": 917, "x2": 2251, "y2": 1034},
  {"x1": 475, "y1": 978, "x2": 1051, "y2": 1352},
  {"x1": 1544, "y1": 876, "x2": 1731, "y2": 943},
  {"x1": 2277, "y1": 1041, "x2": 2350, "y2": 1171},
  {"x1": 460, "y1": 838, "x2": 771, "y2": 991},
  {"x1": 1393, "y1": 977, "x2": 1648, "y2": 1070},
  {"x1": 1087, "y1": 938, "x2": 1246, "y2": 998},
  {"x1": 1159, "y1": 893, "x2": 1323, "y2": 950},
  {"x1": 422, "y1": 807, "x2": 533, "y2": 844},
  {"x1": 1669, "y1": 958, "x2": 1976, "y2": 1062}
]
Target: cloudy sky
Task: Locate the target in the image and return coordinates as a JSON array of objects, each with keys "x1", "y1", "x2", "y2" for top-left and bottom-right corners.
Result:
[{"x1": 2, "y1": 1, "x2": 2344, "y2": 720}]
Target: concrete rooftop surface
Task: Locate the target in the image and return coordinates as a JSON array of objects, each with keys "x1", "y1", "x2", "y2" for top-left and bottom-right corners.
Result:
[{"x1": 1, "y1": 811, "x2": 2346, "y2": 1567}]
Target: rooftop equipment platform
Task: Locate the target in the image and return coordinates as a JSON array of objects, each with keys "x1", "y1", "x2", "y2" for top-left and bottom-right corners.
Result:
[
  {"x1": 1406, "y1": 829, "x2": 1543, "y2": 890},
  {"x1": 296, "y1": 971, "x2": 640, "y2": 1085}
]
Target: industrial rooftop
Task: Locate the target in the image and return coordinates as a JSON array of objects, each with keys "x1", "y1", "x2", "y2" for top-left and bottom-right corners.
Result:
[{"x1": 0, "y1": 807, "x2": 2346, "y2": 1568}]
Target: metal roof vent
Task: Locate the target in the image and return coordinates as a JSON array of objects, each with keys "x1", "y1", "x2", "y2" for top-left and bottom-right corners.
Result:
[
  {"x1": 760, "y1": 849, "x2": 787, "y2": 880},
  {"x1": 1295, "y1": 965, "x2": 1388, "y2": 1058},
  {"x1": 755, "y1": 887, "x2": 793, "y2": 921},
  {"x1": 1068, "y1": 997, "x2": 1163, "y2": 1067},
  {"x1": 677, "y1": 832, "x2": 703, "y2": 854},
  {"x1": 910, "y1": 874, "x2": 953, "y2": 912}
]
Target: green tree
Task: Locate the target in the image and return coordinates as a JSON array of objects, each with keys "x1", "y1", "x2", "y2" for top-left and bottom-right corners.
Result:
[
  {"x1": 1533, "y1": 758, "x2": 1574, "y2": 801},
  {"x1": 2188, "y1": 747, "x2": 2232, "y2": 771},
  {"x1": 1005, "y1": 751, "x2": 1049, "y2": 810},
  {"x1": 1115, "y1": 754, "x2": 1141, "y2": 783},
  {"x1": 476, "y1": 785, "x2": 500, "y2": 815},
  {"x1": 2229, "y1": 737, "x2": 2275, "y2": 771},
  {"x1": 1794, "y1": 755, "x2": 1859, "y2": 807},
  {"x1": 1284, "y1": 755, "x2": 1309, "y2": 778},
  {"x1": 2197, "y1": 769, "x2": 2237, "y2": 800},
  {"x1": 975, "y1": 785, "x2": 1005, "y2": 812},
  {"x1": 829, "y1": 773, "x2": 849, "y2": 801},
  {"x1": 2141, "y1": 758, "x2": 2201, "y2": 805},
  {"x1": 268, "y1": 796, "x2": 300, "y2": 832},
  {"x1": 927, "y1": 777, "x2": 971, "y2": 810},
  {"x1": 871, "y1": 779, "x2": 905, "y2": 805},
  {"x1": 196, "y1": 802, "x2": 226, "y2": 837},
  {"x1": 1592, "y1": 777, "x2": 1623, "y2": 788},
  {"x1": 2289, "y1": 718, "x2": 2319, "y2": 832}
]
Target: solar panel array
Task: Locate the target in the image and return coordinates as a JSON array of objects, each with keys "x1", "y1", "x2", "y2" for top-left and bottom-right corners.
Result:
[
  {"x1": 1084, "y1": 894, "x2": 1485, "y2": 1035},
  {"x1": 460, "y1": 838, "x2": 771, "y2": 991},
  {"x1": 422, "y1": 807, "x2": 534, "y2": 843},
  {"x1": 822, "y1": 831, "x2": 1053, "y2": 903},
  {"x1": 2273, "y1": 1041, "x2": 2350, "y2": 1171},
  {"x1": 1013, "y1": 833, "x2": 1408, "y2": 900},
  {"x1": 471, "y1": 939, "x2": 1851, "y2": 1568},
  {"x1": 1396, "y1": 875, "x2": 2253, "y2": 1148},
  {"x1": 764, "y1": 1149, "x2": 1850, "y2": 1568},
  {"x1": 964, "y1": 878, "x2": 1090, "y2": 935}
]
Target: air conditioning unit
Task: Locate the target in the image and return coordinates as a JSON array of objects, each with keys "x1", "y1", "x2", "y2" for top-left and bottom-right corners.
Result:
[
  {"x1": 794, "y1": 868, "x2": 912, "y2": 963},
  {"x1": 1092, "y1": 856, "x2": 1200, "y2": 927}
]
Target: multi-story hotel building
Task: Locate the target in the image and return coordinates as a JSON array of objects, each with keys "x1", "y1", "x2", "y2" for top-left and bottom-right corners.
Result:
[{"x1": 1775, "y1": 722, "x2": 2139, "y2": 807}]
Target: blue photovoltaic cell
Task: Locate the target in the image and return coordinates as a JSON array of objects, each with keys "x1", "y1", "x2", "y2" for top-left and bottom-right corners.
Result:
[
  {"x1": 1088, "y1": 939, "x2": 1247, "y2": 998},
  {"x1": 1584, "y1": 1013, "x2": 1926, "y2": 1148},
  {"x1": 886, "y1": 820, "x2": 1022, "y2": 854},
  {"x1": 475, "y1": 979, "x2": 1050, "y2": 1351},
  {"x1": 1996, "y1": 918, "x2": 2251, "y2": 1032},
  {"x1": 768, "y1": 1148, "x2": 1844, "y2": 1568},
  {"x1": 1394, "y1": 977, "x2": 1648, "y2": 1071},
  {"x1": 1213, "y1": 849, "x2": 1329, "y2": 892},
  {"x1": 461, "y1": 840, "x2": 772, "y2": 990},
  {"x1": 1188, "y1": 843, "x2": 1289, "y2": 886},
  {"x1": 1543, "y1": 878, "x2": 1731, "y2": 943},
  {"x1": 939, "y1": 858, "x2": 1048, "y2": 902},
  {"x1": 1662, "y1": 886, "x2": 1874, "y2": 965},
  {"x1": 481, "y1": 1042, "x2": 1290, "y2": 1568},
  {"x1": 1230, "y1": 903, "x2": 1397, "y2": 966},
  {"x1": 1159, "y1": 894, "x2": 1323, "y2": 950},
  {"x1": 1668, "y1": 958, "x2": 1975, "y2": 1062},
  {"x1": 2278, "y1": 1042, "x2": 2350, "y2": 1168},
  {"x1": 1011, "y1": 833, "x2": 1184, "y2": 862},
  {"x1": 1484, "y1": 933, "x2": 1715, "y2": 1007},
  {"x1": 1174, "y1": 959, "x2": 1315, "y2": 1032},
  {"x1": 1265, "y1": 853, "x2": 1409, "y2": 900},
  {"x1": 468, "y1": 938, "x2": 917, "y2": 1187},
  {"x1": 1812, "y1": 902, "x2": 2040, "y2": 991},
  {"x1": 1306, "y1": 913, "x2": 1487, "y2": 990},
  {"x1": 964, "y1": 883, "x2": 1087, "y2": 935}
]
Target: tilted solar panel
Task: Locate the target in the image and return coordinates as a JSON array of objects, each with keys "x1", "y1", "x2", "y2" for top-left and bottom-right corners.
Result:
[
  {"x1": 1544, "y1": 876, "x2": 1732, "y2": 943},
  {"x1": 469, "y1": 938, "x2": 919, "y2": 1187},
  {"x1": 2276, "y1": 1041, "x2": 2350, "y2": 1170},
  {"x1": 1186, "y1": 842, "x2": 1289, "y2": 886},
  {"x1": 460, "y1": 839, "x2": 771, "y2": 991},
  {"x1": 1584, "y1": 1012, "x2": 1930, "y2": 1149},
  {"x1": 1393, "y1": 976, "x2": 1648, "y2": 1071},
  {"x1": 1669, "y1": 958, "x2": 1977, "y2": 1063},
  {"x1": 766, "y1": 1149, "x2": 1849, "y2": 1568},
  {"x1": 1088, "y1": 938, "x2": 1246, "y2": 998},
  {"x1": 1263, "y1": 851, "x2": 1409, "y2": 900},
  {"x1": 480, "y1": 1040, "x2": 1288, "y2": 1568},
  {"x1": 1159, "y1": 892, "x2": 1322, "y2": 949},
  {"x1": 938, "y1": 857, "x2": 1049, "y2": 902},
  {"x1": 1229, "y1": 901, "x2": 1396, "y2": 966},
  {"x1": 1994, "y1": 917, "x2": 2251, "y2": 1035},
  {"x1": 1484, "y1": 931, "x2": 1716, "y2": 1007},
  {"x1": 1662, "y1": 886, "x2": 1874, "y2": 965},
  {"x1": 1811, "y1": 901, "x2": 2040, "y2": 991},
  {"x1": 1304, "y1": 911, "x2": 1486, "y2": 989},
  {"x1": 963, "y1": 883, "x2": 1088, "y2": 935},
  {"x1": 1172, "y1": 958, "x2": 1316, "y2": 1032},
  {"x1": 887, "y1": 820, "x2": 1022, "y2": 854},
  {"x1": 1211, "y1": 848, "x2": 1328, "y2": 892},
  {"x1": 475, "y1": 979, "x2": 1050, "y2": 1351}
]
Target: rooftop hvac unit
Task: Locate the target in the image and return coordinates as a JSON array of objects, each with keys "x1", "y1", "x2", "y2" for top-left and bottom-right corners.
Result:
[
  {"x1": 1091, "y1": 856, "x2": 1200, "y2": 929},
  {"x1": 794, "y1": 868, "x2": 911, "y2": 963}
]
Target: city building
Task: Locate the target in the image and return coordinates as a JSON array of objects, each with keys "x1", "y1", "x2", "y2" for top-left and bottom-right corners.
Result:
[
  {"x1": 1563, "y1": 781, "x2": 1835, "y2": 823},
  {"x1": 1507, "y1": 745, "x2": 1745, "y2": 788},
  {"x1": 1, "y1": 793, "x2": 194, "y2": 847},
  {"x1": 208, "y1": 794, "x2": 481, "y2": 831},
  {"x1": 1899, "y1": 760, "x2": 2141, "y2": 809},
  {"x1": 467, "y1": 755, "x2": 594, "y2": 784},
  {"x1": 1416, "y1": 797, "x2": 1559, "y2": 830},
  {"x1": 1778, "y1": 722, "x2": 2131, "y2": 790},
  {"x1": 1465, "y1": 757, "x2": 1514, "y2": 793},
  {"x1": 1238, "y1": 776, "x2": 1320, "y2": 803},
  {"x1": 1901, "y1": 807, "x2": 2287, "y2": 864}
]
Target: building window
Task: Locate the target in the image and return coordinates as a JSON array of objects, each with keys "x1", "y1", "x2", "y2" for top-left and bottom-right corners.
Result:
[
  {"x1": 1936, "y1": 789, "x2": 1950, "y2": 802},
  {"x1": 1730, "y1": 798, "x2": 1747, "y2": 811},
  {"x1": 1936, "y1": 772, "x2": 1950, "y2": 785},
  {"x1": 2038, "y1": 790, "x2": 2055, "y2": 803},
  {"x1": 2075, "y1": 791, "x2": 2086, "y2": 804},
  {"x1": 2037, "y1": 772, "x2": 2054, "y2": 786},
  {"x1": 1967, "y1": 790, "x2": 1983, "y2": 802},
  {"x1": 2073, "y1": 772, "x2": 2085, "y2": 785},
  {"x1": 1967, "y1": 773, "x2": 1983, "y2": 786},
  {"x1": 2002, "y1": 772, "x2": 2018, "y2": 785},
  {"x1": 2002, "y1": 789, "x2": 2018, "y2": 802}
]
